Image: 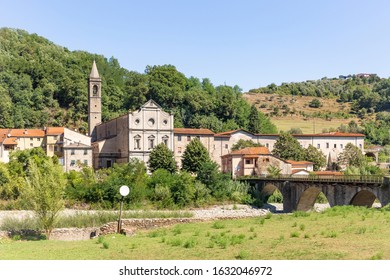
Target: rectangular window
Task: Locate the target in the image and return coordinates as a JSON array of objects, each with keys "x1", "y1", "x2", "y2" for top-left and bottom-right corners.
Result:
[
  {"x1": 359, "y1": 144, "x2": 363, "y2": 149},
  {"x1": 334, "y1": 144, "x2": 337, "y2": 148},
  {"x1": 36, "y1": 138, "x2": 40, "y2": 141},
  {"x1": 149, "y1": 138, "x2": 154, "y2": 149},
  {"x1": 266, "y1": 143, "x2": 269, "y2": 148},
  {"x1": 187, "y1": 136, "x2": 191, "y2": 141},
  {"x1": 340, "y1": 144, "x2": 343, "y2": 149},
  {"x1": 178, "y1": 135, "x2": 182, "y2": 142},
  {"x1": 70, "y1": 160, "x2": 76, "y2": 166},
  {"x1": 83, "y1": 160, "x2": 88, "y2": 165},
  {"x1": 225, "y1": 144, "x2": 228, "y2": 149},
  {"x1": 30, "y1": 143, "x2": 33, "y2": 147},
  {"x1": 135, "y1": 139, "x2": 140, "y2": 150},
  {"x1": 54, "y1": 146, "x2": 58, "y2": 152},
  {"x1": 245, "y1": 159, "x2": 251, "y2": 164},
  {"x1": 163, "y1": 139, "x2": 168, "y2": 146},
  {"x1": 317, "y1": 144, "x2": 320, "y2": 149},
  {"x1": 71, "y1": 149, "x2": 75, "y2": 155},
  {"x1": 178, "y1": 147, "x2": 182, "y2": 154},
  {"x1": 30, "y1": 138, "x2": 33, "y2": 141},
  {"x1": 326, "y1": 143, "x2": 329, "y2": 149},
  {"x1": 84, "y1": 149, "x2": 88, "y2": 155}
]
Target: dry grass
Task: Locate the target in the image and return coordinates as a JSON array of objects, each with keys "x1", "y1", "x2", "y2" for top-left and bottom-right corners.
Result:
[
  {"x1": 1, "y1": 206, "x2": 390, "y2": 260},
  {"x1": 243, "y1": 93, "x2": 359, "y2": 133}
]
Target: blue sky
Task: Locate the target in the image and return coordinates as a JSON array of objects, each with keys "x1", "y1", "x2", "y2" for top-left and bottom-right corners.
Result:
[{"x1": 1, "y1": 0, "x2": 390, "y2": 91}]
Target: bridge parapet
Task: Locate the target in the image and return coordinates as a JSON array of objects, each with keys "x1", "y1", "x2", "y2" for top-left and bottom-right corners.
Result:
[{"x1": 238, "y1": 175, "x2": 384, "y2": 184}]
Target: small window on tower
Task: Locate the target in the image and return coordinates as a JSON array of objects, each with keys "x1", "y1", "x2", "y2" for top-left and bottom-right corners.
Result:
[{"x1": 93, "y1": 85, "x2": 98, "y2": 97}]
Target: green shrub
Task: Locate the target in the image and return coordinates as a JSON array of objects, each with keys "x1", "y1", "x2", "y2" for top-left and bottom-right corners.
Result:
[
  {"x1": 236, "y1": 250, "x2": 250, "y2": 260},
  {"x1": 212, "y1": 221, "x2": 225, "y2": 229},
  {"x1": 102, "y1": 241, "x2": 109, "y2": 249},
  {"x1": 290, "y1": 231, "x2": 300, "y2": 238}
]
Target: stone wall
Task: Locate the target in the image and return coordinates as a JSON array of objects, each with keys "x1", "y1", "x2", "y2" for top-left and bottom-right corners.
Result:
[{"x1": 0, "y1": 218, "x2": 206, "y2": 241}]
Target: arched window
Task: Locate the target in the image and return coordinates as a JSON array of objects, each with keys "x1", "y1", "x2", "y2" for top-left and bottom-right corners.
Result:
[{"x1": 92, "y1": 85, "x2": 98, "y2": 97}]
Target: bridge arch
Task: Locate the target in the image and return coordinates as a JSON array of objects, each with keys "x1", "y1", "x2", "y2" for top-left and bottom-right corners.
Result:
[
  {"x1": 349, "y1": 190, "x2": 378, "y2": 207},
  {"x1": 296, "y1": 187, "x2": 329, "y2": 211}
]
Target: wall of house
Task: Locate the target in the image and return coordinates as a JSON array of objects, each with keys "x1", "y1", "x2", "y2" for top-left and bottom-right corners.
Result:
[
  {"x1": 64, "y1": 147, "x2": 93, "y2": 172},
  {"x1": 174, "y1": 134, "x2": 213, "y2": 168},
  {"x1": 257, "y1": 155, "x2": 291, "y2": 175}
]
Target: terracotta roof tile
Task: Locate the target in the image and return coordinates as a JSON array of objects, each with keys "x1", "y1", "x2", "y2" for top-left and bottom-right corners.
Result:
[
  {"x1": 46, "y1": 127, "x2": 64, "y2": 135},
  {"x1": 229, "y1": 147, "x2": 270, "y2": 155},
  {"x1": 286, "y1": 160, "x2": 313, "y2": 165},
  {"x1": 293, "y1": 132, "x2": 365, "y2": 137},
  {"x1": 9, "y1": 129, "x2": 45, "y2": 137},
  {"x1": 174, "y1": 128, "x2": 214, "y2": 135},
  {"x1": 3, "y1": 137, "x2": 17, "y2": 145}
]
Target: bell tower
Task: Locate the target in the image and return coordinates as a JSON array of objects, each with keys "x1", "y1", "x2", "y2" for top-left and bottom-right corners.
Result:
[{"x1": 88, "y1": 60, "x2": 102, "y2": 141}]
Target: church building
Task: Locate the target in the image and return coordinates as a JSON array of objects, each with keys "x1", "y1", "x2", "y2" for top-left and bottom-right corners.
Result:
[{"x1": 88, "y1": 62, "x2": 365, "y2": 171}]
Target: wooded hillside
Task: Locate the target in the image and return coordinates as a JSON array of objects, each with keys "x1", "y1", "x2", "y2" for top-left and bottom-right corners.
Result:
[{"x1": 0, "y1": 28, "x2": 276, "y2": 134}]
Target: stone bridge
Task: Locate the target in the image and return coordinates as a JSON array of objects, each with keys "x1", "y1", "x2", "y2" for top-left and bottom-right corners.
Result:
[{"x1": 240, "y1": 175, "x2": 390, "y2": 212}]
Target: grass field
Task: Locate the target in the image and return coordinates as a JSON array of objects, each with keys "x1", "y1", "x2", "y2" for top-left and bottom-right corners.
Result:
[
  {"x1": 1, "y1": 206, "x2": 390, "y2": 260},
  {"x1": 271, "y1": 118, "x2": 353, "y2": 134}
]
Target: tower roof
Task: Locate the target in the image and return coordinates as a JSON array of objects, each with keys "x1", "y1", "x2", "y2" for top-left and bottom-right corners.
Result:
[{"x1": 90, "y1": 60, "x2": 100, "y2": 78}]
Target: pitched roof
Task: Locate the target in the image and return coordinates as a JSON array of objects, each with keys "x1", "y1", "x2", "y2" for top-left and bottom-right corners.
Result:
[
  {"x1": 229, "y1": 146, "x2": 271, "y2": 155},
  {"x1": 3, "y1": 137, "x2": 17, "y2": 145},
  {"x1": 90, "y1": 60, "x2": 100, "y2": 78},
  {"x1": 286, "y1": 160, "x2": 313, "y2": 166},
  {"x1": 293, "y1": 132, "x2": 365, "y2": 137},
  {"x1": 214, "y1": 129, "x2": 254, "y2": 137},
  {"x1": 174, "y1": 128, "x2": 214, "y2": 135},
  {"x1": 46, "y1": 127, "x2": 64, "y2": 135},
  {"x1": 0, "y1": 129, "x2": 9, "y2": 143},
  {"x1": 64, "y1": 142, "x2": 92, "y2": 149},
  {"x1": 8, "y1": 129, "x2": 45, "y2": 137}
]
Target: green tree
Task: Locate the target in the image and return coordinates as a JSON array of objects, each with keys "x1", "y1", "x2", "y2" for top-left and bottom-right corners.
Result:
[
  {"x1": 248, "y1": 104, "x2": 261, "y2": 134},
  {"x1": 148, "y1": 143, "x2": 177, "y2": 173},
  {"x1": 231, "y1": 139, "x2": 262, "y2": 151},
  {"x1": 308, "y1": 98, "x2": 322, "y2": 108},
  {"x1": 170, "y1": 171, "x2": 196, "y2": 207},
  {"x1": 23, "y1": 159, "x2": 66, "y2": 239},
  {"x1": 272, "y1": 132, "x2": 305, "y2": 161},
  {"x1": 337, "y1": 143, "x2": 365, "y2": 167},
  {"x1": 181, "y1": 138, "x2": 211, "y2": 174},
  {"x1": 304, "y1": 144, "x2": 326, "y2": 171}
]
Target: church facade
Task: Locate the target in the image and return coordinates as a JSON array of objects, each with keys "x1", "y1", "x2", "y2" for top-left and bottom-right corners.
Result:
[{"x1": 88, "y1": 62, "x2": 365, "y2": 170}]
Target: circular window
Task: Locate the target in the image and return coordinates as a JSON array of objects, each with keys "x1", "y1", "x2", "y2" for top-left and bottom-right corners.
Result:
[
  {"x1": 148, "y1": 118, "x2": 155, "y2": 126},
  {"x1": 163, "y1": 119, "x2": 168, "y2": 125},
  {"x1": 135, "y1": 119, "x2": 140, "y2": 125}
]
